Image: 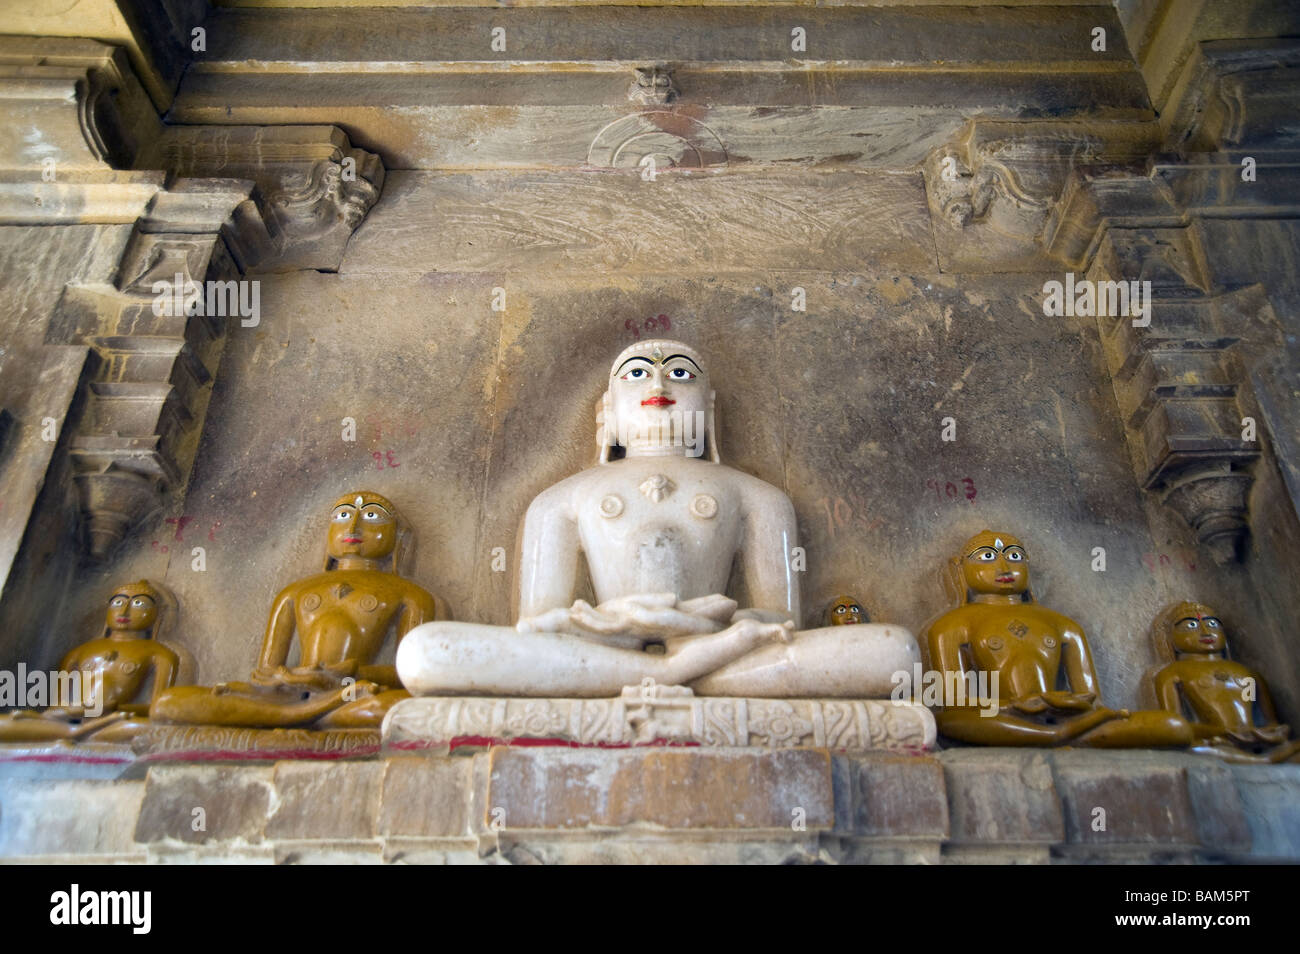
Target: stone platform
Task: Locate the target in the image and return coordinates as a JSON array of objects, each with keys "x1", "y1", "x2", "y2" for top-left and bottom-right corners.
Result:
[
  {"x1": 1, "y1": 747, "x2": 1297, "y2": 864},
  {"x1": 382, "y1": 689, "x2": 936, "y2": 752}
]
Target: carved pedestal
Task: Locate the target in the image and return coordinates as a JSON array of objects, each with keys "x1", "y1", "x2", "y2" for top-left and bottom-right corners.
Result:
[{"x1": 383, "y1": 687, "x2": 936, "y2": 753}]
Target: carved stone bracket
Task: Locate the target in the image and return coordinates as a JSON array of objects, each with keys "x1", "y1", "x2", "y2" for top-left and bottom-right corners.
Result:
[
  {"x1": 57, "y1": 180, "x2": 272, "y2": 559},
  {"x1": 153, "y1": 126, "x2": 385, "y2": 272},
  {"x1": 0, "y1": 37, "x2": 389, "y2": 565},
  {"x1": 1089, "y1": 224, "x2": 1262, "y2": 563}
]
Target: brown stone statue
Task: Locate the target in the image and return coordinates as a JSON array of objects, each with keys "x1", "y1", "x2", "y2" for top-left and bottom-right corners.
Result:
[
  {"x1": 0, "y1": 580, "x2": 179, "y2": 743},
  {"x1": 923, "y1": 530, "x2": 1193, "y2": 748},
  {"x1": 825, "y1": 595, "x2": 867, "y2": 626},
  {"x1": 151, "y1": 490, "x2": 440, "y2": 729},
  {"x1": 1145, "y1": 601, "x2": 1300, "y2": 763}
]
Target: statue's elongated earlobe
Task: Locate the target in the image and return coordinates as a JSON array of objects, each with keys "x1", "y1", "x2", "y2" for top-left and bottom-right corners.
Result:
[
  {"x1": 708, "y1": 389, "x2": 720, "y2": 464},
  {"x1": 599, "y1": 390, "x2": 615, "y2": 464}
]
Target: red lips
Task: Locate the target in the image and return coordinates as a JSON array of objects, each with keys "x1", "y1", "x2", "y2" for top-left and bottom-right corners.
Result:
[
  {"x1": 116, "y1": 616, "x2": 130, "y2": 624},
  {"x1": 995, "y1": 575, "x2": 1016, "y2": 583},
  {"x1": 642, "y1": 397, "x2": 675, "y2": 406},
  {"x1": 341, "y1": 537, "x2": 362, "y2": 544}
]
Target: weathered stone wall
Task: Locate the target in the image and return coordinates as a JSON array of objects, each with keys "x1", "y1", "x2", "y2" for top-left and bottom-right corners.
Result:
[
  {"x1": 32, "y1": 167, "x2": 1284, "y2": 718},
  {"x1": 2, "y1": 748, "x2": 1296, "y2": 864}
]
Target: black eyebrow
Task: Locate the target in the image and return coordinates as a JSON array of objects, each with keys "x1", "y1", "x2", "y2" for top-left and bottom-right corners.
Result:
[
  {"x1": 117, "y1": 594, "x2": 155, "y2": 605},
  {"x1": 615, "y1": 356, "x2": 655, "y2": 375},
  {"x1": 1176, "y1": 617, "x2": 1201, "y2": 625},
  {"x1": 664, "y1": 355, "x2": 703, "y2": 372}
]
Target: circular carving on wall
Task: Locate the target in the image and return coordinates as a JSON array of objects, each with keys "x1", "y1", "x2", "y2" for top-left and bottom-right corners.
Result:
[
  {"x1": 599, "y1": 495, "x2": 625, "y2": 518},
  {"x1": 588, "y1": 112, "x2": 728, "y2": 170}
]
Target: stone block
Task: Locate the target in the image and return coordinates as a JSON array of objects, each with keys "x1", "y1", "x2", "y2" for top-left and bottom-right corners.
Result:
[
  {"x1": 851, "y1": 754, "x2": 948, "y2": 839},
  {"x1": 0, "y1": 779, "x2": 145, "y2": 858},
  {"x1": 134, "y1": 764, "x2": 274, "y2": 845},
  {"x1": 486, "y1": 747, "x2": 831, "y2": 831},
  {"x1": 1053, "y1": 753, "x2": 1199, "y2": 847},
  {"x1": 265, "y1": 761, "x2": 384, "y2": 841},
  {"x1": 1229, "y1": 763, "x2": 1300, "y2": 861},
  {"x1": 1185, "y1": 759, "x2": 1252, "y2": 856},
  {"x1": 378, "y1": 756, "x2": 474, "y2": 838},
  {"x1": 940, "y1": 749, "x2": 1063, "y2": 846}
]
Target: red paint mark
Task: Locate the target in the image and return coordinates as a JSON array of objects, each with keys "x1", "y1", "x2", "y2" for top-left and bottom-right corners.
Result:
[
  {"x1": 373, "y1": 449, "x2": 400, "y2": 470},
  {"x1": 641, "y1": 397, "x2": 675, "y2": 407},
  {"x1": 624, "y1": 314, "x2": 674, "y2": 340},
  {"x1": 1141, "y1": 549, "x2": 1198, "y2": 574},
  {"x1": 0, "y1": 753, "x2": 133, "y2": 765},
  {"x1": 816, "y1": 495, "x2": 886, "y2": 538},
  {"x1": 926, "y1": 477, "x2": 977, "y2": 504},
  {"x1": 137, "y1": 745, "x2": 382, "y2": 763},
  {"x1": 164, "y1": 515, "x2": 195, "y2": 541}
]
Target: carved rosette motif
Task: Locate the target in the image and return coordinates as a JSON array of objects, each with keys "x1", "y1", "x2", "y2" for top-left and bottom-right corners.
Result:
[{"x1": 382, "y1": 690, "x2": 936, "y2": 751}]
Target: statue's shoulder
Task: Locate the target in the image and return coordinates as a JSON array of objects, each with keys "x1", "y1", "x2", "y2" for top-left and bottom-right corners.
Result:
[
  {"x1": 524, "y1": 467, "x2": 597, "y2": 516},
  {"x1": 724, "y1": 465, "x2": 795, "y2": 511},
  {"x1": 925, "y1": 605, "x2": 973, "y2": 639}
]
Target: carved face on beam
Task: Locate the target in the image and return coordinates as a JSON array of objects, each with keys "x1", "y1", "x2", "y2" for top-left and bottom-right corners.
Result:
[
  {"x1": 327, "y1": 491, "x2": 399, "y2": 565},
  {"x1": 105, "y1": 580, "x2": 159, "y2": 635},
  {"x1": 961, "y1": 530, "x2": 1029, "y2": 597},
  {"x1": 602, "y1": 339, "x2": 716, "y2": 460}
]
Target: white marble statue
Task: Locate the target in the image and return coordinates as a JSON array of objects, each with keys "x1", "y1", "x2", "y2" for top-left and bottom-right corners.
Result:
[{"x1": 397, "y1": 339, "x2": 920, "y2": 698}]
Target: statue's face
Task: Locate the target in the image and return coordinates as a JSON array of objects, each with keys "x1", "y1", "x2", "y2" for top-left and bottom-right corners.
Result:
[
  {"x1": 328, "y1": 494, "x2": 397, "y2": 561},
  {"x1": 609, "y1": 345, "x2": 708, "y2": 452},
  {"x1": 962, "y1": 532, "x2": 1029, "y2": 596},
  {"x1": 827, "y1": 596, "x2": 865, "y2": 625},
  {"x1": 106, "y1": 591, "x2": 157, "y2": 633},
  {"x1": 1171, "y1": 607, "x2": 1226, "y2": 655}
]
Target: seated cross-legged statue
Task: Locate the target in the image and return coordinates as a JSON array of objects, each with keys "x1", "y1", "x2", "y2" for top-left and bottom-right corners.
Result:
[
  {"x1": 397, "y1": 339, "x2": 920, "y2": 699},
  {"x1": 0, "y1": 580, "x2": 179, "y2": 743},
  {"x1": 923, "y1": 530, "x2": 1193, "y2": 748},
  {"x1": 1145, "y1": 601, "x2": 1300, "y2": 764},
  {"x1": 152, "y1": 491, "x2": 440, "y2": 729}
]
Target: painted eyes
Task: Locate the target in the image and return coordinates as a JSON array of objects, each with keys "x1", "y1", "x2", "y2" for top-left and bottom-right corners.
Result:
[
  {"x1": 619, "y1": 366, "x2": 696, "y2": 381},
  {"x1": 131, "y1": 598, "x2": 147, "y2": 608},
  {"x1": 835, "y1": 605, "x2": 847, "y2": 614},
  {"x1": 1206, "y1": 618, "x2": 1221, "y2": 628},
  {"x1": 972, "y1": 547, "x2": 1025, "y2": 562},
  {"x1": 332, "y1": 506, "x2": 389, "y2": 523},
  {"x1": 110, "y1": 597, "x2": 127, "y2": 608}
]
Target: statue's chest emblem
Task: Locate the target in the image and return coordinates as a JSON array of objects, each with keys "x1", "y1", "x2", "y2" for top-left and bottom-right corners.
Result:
[
  {"x1": 598, "y1": 485, "x2": 718, "y2": 520},
  {"x1": 301, "y1": 587, "x2": 380, "y2": 613},
  {"x1": 639, "y1": 474, "x2": 675, "y2": 503}
]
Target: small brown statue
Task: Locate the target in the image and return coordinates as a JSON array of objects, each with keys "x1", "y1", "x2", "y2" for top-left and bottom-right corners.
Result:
[
  {"x1": 0, "y1": 580, "x2": 179, "y2": 743},
  {"x1": 1146, "y1": 601, "x2": 1300, "y2": 763},
  {"x1": 825, "y1": 596, "x2": 867, "y2": 626},
  {"x1": 151, "y1": 490, "x2": 440, "y2": 729},
  {"x1": 923, "y1": 530, "x2": 1193, "y2": 747}
]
